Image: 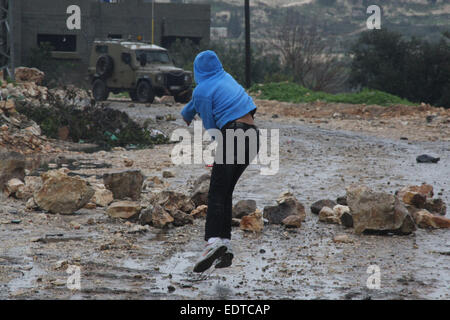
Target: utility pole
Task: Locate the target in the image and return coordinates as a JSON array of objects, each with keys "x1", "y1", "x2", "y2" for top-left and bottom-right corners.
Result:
[
  {"x1": 0, "y1": 0, "x2": 14, "y2": 81},
  {"x1": 244, "y1": 0, "x2": 250, "y2": 89},
  {"x1": 152, "y1": 0, "x2": 155, "y2": 44}
]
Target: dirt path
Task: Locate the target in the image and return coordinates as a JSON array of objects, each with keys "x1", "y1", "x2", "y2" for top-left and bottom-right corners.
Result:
[{"x1": 1, "y1": 100, "x2": 449, "y2": 299}]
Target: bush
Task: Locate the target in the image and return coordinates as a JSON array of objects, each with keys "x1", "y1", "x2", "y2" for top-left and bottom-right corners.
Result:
[
  {"x1": 350, "y1": 29, "x2": 450, "y2": 108},
  {"x1": 249, "y1": 82, "x2": 416, "y2": 106}
]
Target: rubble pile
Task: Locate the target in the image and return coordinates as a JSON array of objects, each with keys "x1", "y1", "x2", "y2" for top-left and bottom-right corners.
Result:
[{"x1": 0, "y1": 67, "x2": 169, "y2": 151}]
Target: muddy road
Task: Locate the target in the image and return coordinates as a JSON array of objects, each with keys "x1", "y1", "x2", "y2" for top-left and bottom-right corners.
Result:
[{"x1": 1, "y1": 100, "x2": 449, "y2": 299}]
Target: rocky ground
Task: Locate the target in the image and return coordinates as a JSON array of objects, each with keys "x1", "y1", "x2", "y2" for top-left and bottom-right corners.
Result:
[{"x1": 0, "y1": 84, "x2": 449, "y2": 299}]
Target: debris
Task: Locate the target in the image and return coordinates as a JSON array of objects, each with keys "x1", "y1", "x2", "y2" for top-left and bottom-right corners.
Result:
[
  {"x1": 412, "y1": 209, "x2": 450, "y2": 229},
  {"x1": 34, "y1": 170, "x2": 94, "y2": 214},
  {"x1": 263, "y1": 191, "x2": 305, "y2": 224},
  {"x1": 240, "y1": 209, "x2": 264, "y2": 232},
  {"x1": 103, "y1": 170, "x2": 144, "y2": 201},
  {"x1": 191, "y1": 205, "x2": 208, "y2": 219},
  {"x1": 416, "y1": 154, "x2": 440, "y2": 163},
  {"x1": 311, "y1": 199, "x2": 337, "y2": 215},
  {"x1": 106, "y1": 201, "x2": 141, "y2": 219},
  {"x1": 190, "y1": 173, "x2": 210, "y2": 206},
  {"x1": 162, "y1": 170, "x2": 175, "y2": 178},
  {"x1": 333, "y1": 234, "x2": 354, "y2": 244},
  {"x1": 232, "y1": 199, "x2": 257, "y2": 219},
  {"x1": 140, "y1": 204, "x2": 173, "y2": 228},
  {"x1": 90, "y1": 183, "x2": 114, "y2": 207},
  {"x1": 282, "y1": 215, "x2": 302, "y2": 228},
  {"x1": 346, "y1": 184, "x2": 416, "y2": 235},
  {"x1": 397, "y1": 184, "x2": 433, "y2": 207},
  {"x1": 171, "y1": 209, "x2": 194, "y2": 226},
  {"x1": 423, "y1": 198, "x2": 447, "y2": 216},
  {"x1": 319, "y1": 207, "x2": 340, "y2": 224}
]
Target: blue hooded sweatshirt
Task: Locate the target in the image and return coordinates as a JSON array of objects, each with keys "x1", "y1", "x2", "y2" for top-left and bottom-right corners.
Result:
[{"x1": 181, "y1": 50, "x2": 257, "y2": 130}]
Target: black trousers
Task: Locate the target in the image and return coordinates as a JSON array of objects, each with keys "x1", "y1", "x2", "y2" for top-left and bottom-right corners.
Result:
[{"x1": 204, "y1": 121, "x2": 260, "y2": 241}]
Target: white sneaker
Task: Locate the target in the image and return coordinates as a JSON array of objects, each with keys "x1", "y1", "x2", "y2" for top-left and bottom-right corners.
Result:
[
  {"x1": 193, "y1": 239, "x2": 227, "y2": 273},
  {"x1": 215, "y1": 242, "x2": 234, "y2": 269}
]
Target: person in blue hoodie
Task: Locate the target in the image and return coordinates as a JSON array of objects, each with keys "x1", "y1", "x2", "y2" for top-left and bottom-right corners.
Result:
[{"x1": 181, "y1": 50, "x2": 259, "y2": 273}]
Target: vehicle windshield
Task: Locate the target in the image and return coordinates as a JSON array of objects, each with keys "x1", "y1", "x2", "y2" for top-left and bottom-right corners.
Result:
[{"x1": 136, "y1": 50, "x2": 170, "y2": 64}]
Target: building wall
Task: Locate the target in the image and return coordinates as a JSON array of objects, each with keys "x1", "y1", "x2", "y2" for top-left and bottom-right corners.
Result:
[{"x1": 13, "y1": 0, "x2": 210, "y2": 78}]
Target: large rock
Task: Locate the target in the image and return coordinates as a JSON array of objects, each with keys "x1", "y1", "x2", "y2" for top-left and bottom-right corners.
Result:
[
  {"x1": 34, "y1": 170, "x2": 94, "y2": 214},
  {"x1": 263, "y1": 191, "x2": 306, "y2": 224},
  {"x1": 397, "y1": 184, "x2": 433, "y2": 208},
  {"x1": 190, "y1": 173, "x2": 210, "y2": 206},
  {"x1": 240, "y1": 210, "x2": 264, "y2": 232},
  {"x1": 0, "y1": 152, "x2": 25, "y2": 191},
  {"x1": 103, "y1": 170, "x2": 144, "y2": 200},
  {"x1": 232, "y1": 199, "x2": 257, "y2": 218},
  {"x1": 311, "y1": 199, "x2": 337, "y2": 215},
  {"x1": 412, "y1": 209, "x2": 450, "y2": 229},
  {"x1": 282, "y1": 215, "x2": 302, "y2": 228},
  {"x1": 346, "y1": 185, "x2": 416, "y2": 235},
  {"x1": 139, "y1": 204, "x2": 174, "y2": 228},
  {"x1": 106, "y1": 201, "x2": 141, "y2": 219},
  {"x1": 90, "y1": 183, "x2": 114, "y2": 207},
  {"x1": 150, "y1": 190, "x2": 195, "y2": 214}
]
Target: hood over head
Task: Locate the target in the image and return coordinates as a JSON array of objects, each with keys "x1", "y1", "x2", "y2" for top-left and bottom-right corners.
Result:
[{"x1": 193, "y1": 50, "x2": 224, "y2": 84}]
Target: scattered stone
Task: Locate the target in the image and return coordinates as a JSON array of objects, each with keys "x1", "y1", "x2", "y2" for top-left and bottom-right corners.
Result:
[
  {"x1": 282, "y1": 215, "x2": 302, "y2": 228},
  {"x1": 397, "y1": 184, "x2": 433, "y2": 207},
  {"x1": 412, "y1": 209, "x2": 450, "y2": 229},
  {"x1": 240, "y1": 210, "x2": 263, "y2": 232},
  {"x1": 103, "y1": 170, "x2": 144, "y2": 200},
  {"x1": 123, "y1": 158, "x2": 134, "y2": 167},
  {"x1": 5, "y1": 178, "x2": 24, "y2": 197},
  {"x1": 311, "y1": 199, "x2": 337, "y2": 215},
  {"x1": 140, "y1": 204, "x2": 173, "y2": 228},
  {"x1": 150, "y1": 190, "x2": 195, "y2": 214},
  {"x1": 90, "y1": 184, "x2": 114, "y2": 207},
  {"x1": 26, "y1": 197, "x2": 38, "y2": 210},
  {"x1": 190, "y1": 173, "x2": 210, "y2": 206},
  {"x1": 84, "y1": 202, "x2": 97, "y2": 209},
  {"x1": 336, "y1": 196, "x2": 348, "y2": 206},
  {"x1": 106, "y1": 201, "x2": 141, "y2": 219},
  {"x1": 162, "y1": 170, "x2": 175, "y2": 178},
  {"x1": 319, "y1": 207, "x2": 340, "y2": 224},
  {"x1": 423, "y1": 198, "x2": 446, "y2": 216},
  {"x1": 346, "y1": 184, "x2": 416, "y2": 235},
  {"x1": 34, "y1": 170, "x2": 94, "y2": 214},
  {"x1": 171, "y1": 209, "x2": 194, "y2": 226},
  {"x1": 333, "y1": 204, "x2": 350, "y2": 217},
  {"x1": 333, "y1": 234, "x2": 354, "y2": 244},
  {"x1": 0, "y1": 151, "x2": 25, "y2": 191},
  {"x1": 231, "y1": 218, "x2": 241, "y2": 227},
  {"x1": 416, "y1": 154, "x2": 440, "y2": 163},
  {"x1": 340, "y1": 211, "x2": 354, "y2": 228},
  {"x1": 232, "y1": 199, "x2": 257, "y2": 219},
  {"x1": 190, "y1": 205, "x2": 208, "y2": 218},
  {"x1": 263, "y1": 191, "x2": 306, "y2": 224}
]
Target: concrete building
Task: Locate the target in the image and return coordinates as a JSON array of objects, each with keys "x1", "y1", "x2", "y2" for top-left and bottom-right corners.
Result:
[{"x1": 11, "y1": 0, "x2": 210, "y2": 79}]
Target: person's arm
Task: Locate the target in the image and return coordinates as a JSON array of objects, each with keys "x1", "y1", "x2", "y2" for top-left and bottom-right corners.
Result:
[
  {"x1": 181, "y1": 98, "x2": 197, "y2": 126},
  {"x1": 195, "y1": 96, "x2": 217, "y2": 130}
]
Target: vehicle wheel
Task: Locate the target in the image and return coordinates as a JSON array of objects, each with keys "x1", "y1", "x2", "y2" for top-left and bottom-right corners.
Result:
[
  {"x1": 129, "y1": 89, "x2": 138, "y2": 102},
  {"x1": 96, "y1": 55, "x2": 114, "y2": 78},
  {"x1": 136, "y1": 81, "x2": 155, "y2": 103},
  {"x1": 92, "y1": 79, "x2": 109, "y2": 101},
  {"x1": 174, "y1": 90, "x2": 192, "y2": 103}
]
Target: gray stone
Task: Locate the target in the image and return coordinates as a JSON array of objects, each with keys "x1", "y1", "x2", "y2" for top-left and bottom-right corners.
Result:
[
  {"x1": 103, "y1": 170, "x2": 144, "y2": 201},
  {"x1": 311, "y1": 199, "x2": 337, "y2": 215},
  {"x1": 232, "y1": 199, "x2": 257, "y2": 218}
]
